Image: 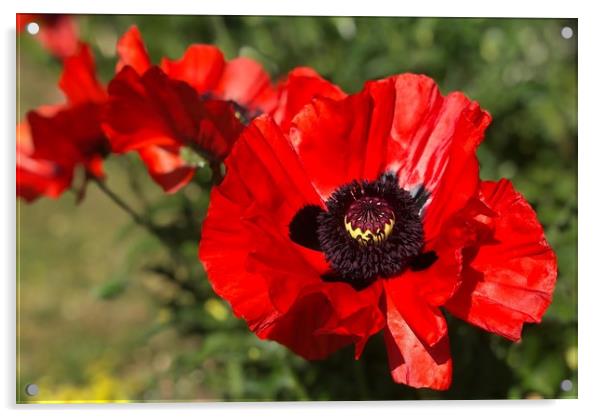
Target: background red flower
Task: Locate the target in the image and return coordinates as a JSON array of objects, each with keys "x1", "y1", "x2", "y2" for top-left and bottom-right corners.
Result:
[
  {"x1": 104, "y1": 26, "x2": 353, "y2": 194},
  {"x1": 18, "y1": 43, "x2": 110, "y2": 201},
  {"x1": 102, "y1": 26, "x2": 281, "y2": 193}
]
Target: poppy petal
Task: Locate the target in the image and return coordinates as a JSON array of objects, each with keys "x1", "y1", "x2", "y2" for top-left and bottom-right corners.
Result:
[
  {"x1": 27, "y1": 102, "x2": 107, "y2": 177},
  {"x1": 290, "y1": 92, "x2": 374, "y2": 200},
  {"x1": 137, "y1": 145, "x2": 195, "y2": 193},
  {"x1": 103, "y1": 66, "x2": 200, "y2": 153},
  {"x1": 257, "y1": 293, "x2": 355, "y2": 360},
  {"x1": 199, "y1": 186, "x2": 283, "y2": 332},
  {"x1": 195, "y1": 99, "x2": 245, "y2": 160},
  {"x1": 116, "y1": 25, "x2": 152, "y2": 75},
  {"x1": 161, "y1": 45, "x2": 225, "y2": 95},
  {"x1": 403, "y1": 194, "x2": 498, "y2": 309},
  {"x1": 59, "y1": 43, "x2": 107, "y2": 105},
  {"x1": 27, "y1": 109, "x2": 80, "y2": 167},
  {"x1": 17, "y1": 121, "x2": 70, "y2": 201},
  {"x1": 317, "y1": 280, "x2": 385, "y2": 358},
  {"x1": 84, "y1": 154, "x2": 105, "y2": 179},
  {"x1": 384, "y1": 291, "x2": 452, "y2": 390},
  {"x1": 219, "y1": 116, "x2": 323, "y2": 221},
  {"x1": 272, "y1": 66, "x2": 346, "y2": 132},
  {"x1": 384, "y1": 276, "x2": 449, "y2": 348},
  {"x1": 214, "y1": 57, "x2": 277, "y2": 112},
  {"x1": 17, "y1": 159, "x2": 69, "y2": 202},
  {"x1": 444, "y1": 179, "x2": 558, "y2": 341}
]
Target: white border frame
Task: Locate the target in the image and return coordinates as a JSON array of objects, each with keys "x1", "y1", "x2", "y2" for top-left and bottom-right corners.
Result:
[{"x1": 3, "y1": 1, "x2": 597, "y2": 416}]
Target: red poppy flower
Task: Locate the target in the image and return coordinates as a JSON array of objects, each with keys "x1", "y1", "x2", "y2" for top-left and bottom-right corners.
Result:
[
  {"x1": 17, "y1": 114, "x2": 69, "y2": 202},
  {"x1": 17, "y1": 14, "x2": 79, "y2": 59},
  {"x1": 198, "y1": 73, "x2": 557, "y2": 390},
  {"x1": 17, "y1": 43, "x2": 110, "y2": 201},
  {"x1": 102, "y1": 26, "x2": 279, "y2": 193}
]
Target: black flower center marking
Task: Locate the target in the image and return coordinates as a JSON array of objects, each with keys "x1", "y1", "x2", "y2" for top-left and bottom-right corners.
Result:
[{"x1": 289, "y1": 173, "x2": 435, "y2": 290}]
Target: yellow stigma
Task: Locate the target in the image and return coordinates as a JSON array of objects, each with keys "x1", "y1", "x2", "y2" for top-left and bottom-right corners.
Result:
[{"x1": 344, "y1": 216, "x2": 395, "y2": 246}]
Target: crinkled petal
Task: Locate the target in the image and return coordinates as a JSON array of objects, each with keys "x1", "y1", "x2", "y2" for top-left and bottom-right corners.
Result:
[
  {"x1": 219, "y1": 116, "x2": 323, "y2": 221},
  {"x1": 199, "y1": 186, "x2": 282, "y2": 332},
  {"x1": 290, "y1": 92, "x2": 373, "y2": 200},
  {"x1": 316, "y1": 280, "x2": 385, "y2": 358},
  {"x1": 384, "y1": 291, "x2": 452, "y2": 390},
  {"x1": 257, "y1": 293, "x2": 355, "y2": 360},
  {"x1": 445, "y1": 179, "x2": 558, "y2": 341},
  {"x1": 384, "y1": 276, "x2": 449, "y2": 348},
  {"x1": 405, "y1": 193, "x2": 498, "y2": 308}
]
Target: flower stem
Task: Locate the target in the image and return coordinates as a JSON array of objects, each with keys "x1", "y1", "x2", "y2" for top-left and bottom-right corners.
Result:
[{"x1": 93, "y1": 179, "x2": 155, "y2": 233}]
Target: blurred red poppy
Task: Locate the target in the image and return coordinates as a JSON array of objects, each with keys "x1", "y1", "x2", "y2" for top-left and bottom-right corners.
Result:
[
  {"x1": 102, "y1": 26, "x2": 280, "y2": 193},
  {"x1": 17, "y1": 43, "x2": 110, "y2": 202},
  {"x1": 104, "y1": 26, "x2": 346, "y2": 193},
  {"x1": 198, "y1": 73, "x2": 557, "y2": 390},
  {"x1": 17, "y1": 114, "x2": 68, "y2": 202},
  {"x1": 17, "y1": 14, "x2": 79, "y2": 59}
]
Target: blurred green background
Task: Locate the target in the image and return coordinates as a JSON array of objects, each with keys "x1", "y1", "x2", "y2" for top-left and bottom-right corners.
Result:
[{"x1": 17, "y1": 16, "x2": 577, "y2": 402}]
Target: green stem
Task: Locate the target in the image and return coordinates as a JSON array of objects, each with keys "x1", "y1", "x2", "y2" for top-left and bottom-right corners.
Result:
[{"x1": 94, "y1": 179, "x2": 155, "y2": 234}]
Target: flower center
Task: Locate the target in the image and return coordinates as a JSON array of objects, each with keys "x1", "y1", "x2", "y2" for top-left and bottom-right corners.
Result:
[
  {"x1": 288, "y1": 173, "x2": 432, "y2": 290},
  {"x1": 344, "y1": 197, "x2": 395, "y2": 246}
]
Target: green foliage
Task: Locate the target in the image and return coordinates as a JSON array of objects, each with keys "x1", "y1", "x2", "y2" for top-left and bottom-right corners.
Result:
[
  {"x1": 17, "y1": 16, "x2": 576, "y2": 402},
  {"x1": 92, "y1": 278, "x2": 129, "y2": 300}
]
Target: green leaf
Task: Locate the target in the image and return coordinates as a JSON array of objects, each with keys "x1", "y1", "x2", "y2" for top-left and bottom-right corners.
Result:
[{"x1": 92, "y1": 279, "x2": 128, "y2": 300}]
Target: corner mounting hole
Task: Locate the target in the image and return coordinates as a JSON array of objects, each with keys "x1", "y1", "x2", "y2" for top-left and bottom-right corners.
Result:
[
  {"x1": 561, "y1": 26, "x2": 574, "y2": 40},
  {"x1": 25, "y1": 383, "x2": 39, "y2": 396},
  {"x1": 26, "y1": 22, "x2": 40, "y2": 35},
  {"x1": 560, "y1": 379, "x2": 573, "y2": 392}
]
